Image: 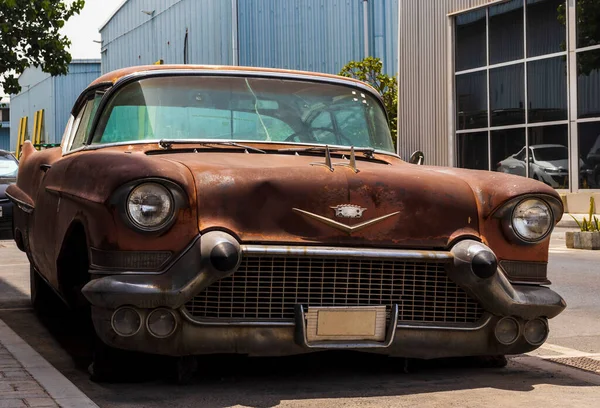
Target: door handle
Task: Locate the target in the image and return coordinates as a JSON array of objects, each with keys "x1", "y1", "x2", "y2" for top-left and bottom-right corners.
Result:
[{"x1": 40, "y1": 164, "x2": 52, "y2": 172}]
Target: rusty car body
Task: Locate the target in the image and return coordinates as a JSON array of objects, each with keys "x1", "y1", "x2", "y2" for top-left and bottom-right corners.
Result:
[{"x1": 7, "y1": 65, "x2": 565, "y2": 367}]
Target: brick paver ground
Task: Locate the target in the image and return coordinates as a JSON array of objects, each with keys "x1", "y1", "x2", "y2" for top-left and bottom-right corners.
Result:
[{"x1": 0, "y1": 345, "x2": 57, "y2": 408}]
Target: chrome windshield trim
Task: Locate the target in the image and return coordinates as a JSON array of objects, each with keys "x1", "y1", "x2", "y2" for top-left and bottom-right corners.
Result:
[
  {"x1": 66, "y1": 139, "x2": 400, "y2": 159},
  {"x1": 240, "y1": 245, "x2": 454, "y2": 261}
]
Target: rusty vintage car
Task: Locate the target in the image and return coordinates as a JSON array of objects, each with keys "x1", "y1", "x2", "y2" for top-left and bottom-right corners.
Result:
[{"x1": 7, "y1": 65, "x2": 565, "y2": 378}]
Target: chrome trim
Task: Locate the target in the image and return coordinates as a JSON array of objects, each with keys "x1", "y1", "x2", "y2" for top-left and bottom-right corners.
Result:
[
  {"x1": 4, "y1": 191, "x2": 34, "y2": 214},
  {"x1": 66, "y1": 139, "x2": 399, "y2": 159},
  {"x1": 88, "y1": 235, "x2": 199, "y2": 275},
  {"x1": 240, "y1": 244, "x2": 453, "y2": 260},
  {"x1": 292, "y1": 209, "x2": 402, "y2": 234},
  {"x1": 181, "y1": 307, "x2": 492, "y2": 331}
]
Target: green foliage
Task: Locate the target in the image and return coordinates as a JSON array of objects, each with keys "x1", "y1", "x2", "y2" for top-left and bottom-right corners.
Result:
[
  {"x1": 558, "y1": 0, "x2": 600, "y2": 76},
  {"x1": 339, "y1": 57, "x2": 398, "y2": 150},
  {"x1": 0, "y1": 0, "x2": 85, "y2": 94},
  {"x1": 570, "y1": 197, "x2": 600, "y2": 232}
]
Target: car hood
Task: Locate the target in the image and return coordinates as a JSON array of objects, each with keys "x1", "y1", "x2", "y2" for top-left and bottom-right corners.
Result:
[
  {"x1": 165, "y1": 152, "x2": 484, "y2": 248},
  {"x1": 0, "y1": 181, "x2": 14, "y2": 200},
  {"x1": 535, "y1": 159, "x2": 568, "y2": 169}
]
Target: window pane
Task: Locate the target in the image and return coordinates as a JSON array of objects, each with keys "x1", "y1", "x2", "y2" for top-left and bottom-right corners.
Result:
[
  {"x1": 489, "y1": 0, "x2": 524, "y2": 64},
  {"x1": 493, "y1": 128, "x2": 526, "y2": 177},
  {"x1": 527, "y1": 0, "x2": 567, "y2": 57},
  {"x1": 579, "y1": 121, "x2": 600, "y2": 189},
  {"x1": 528, "y1": 57, "x2": 568, "y2": 123},
  {"x1": 577, "y1": 49, "x2": 600, "y2": 119},
  {"x1": 490, "y1": 64, "x2": 525, "y2": 126},
  {"x1": 576, "y1": 0, "x2": 600, "y2": 49},
  {"x1": 457, "y1": 132, "x2": 488, "y2": 170},
  {"x1": 529, "y1": 125, "x2": 569, "y2": 188},
  {"x1": 456, "y1": 71, "x2": 488, "y2": 130},
  {"x1": 455, "y1": 9, "x2": 487, "y2": 71}
]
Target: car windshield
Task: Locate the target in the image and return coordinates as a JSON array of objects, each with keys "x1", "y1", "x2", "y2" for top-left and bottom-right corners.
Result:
[
  {"x1": 0, "y1": 153, "x2": 18, "y2": 179},
  {"x1": 532, "y1": 146, "x2": 568, "y2": 162},
  {"x1": 91, "y1": 76, "x2": 394, "y2": 153}
]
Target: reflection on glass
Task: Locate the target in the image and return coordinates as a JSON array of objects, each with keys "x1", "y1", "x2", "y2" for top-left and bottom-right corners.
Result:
[
  {"x1": 456, "y1": 71, "x2": 488, "y2": 130},
  {"x1": 457, "y1": 132, "x2": 488, "y2": 170},
  {"x1": 492, "y1": 128, "x2": 526, "y2": 177},
  {"x1": 527, "y1": 0, "x2": 566, "y2": 57},
  {"x1": 528, "y1": 57, "x2": 567, "y2": 123},
  {"x1": 489, "y1": 0, "x2": 524, "y2": 64},
  {"x1": 578, "y1": 122, "x2": 600, "y2": 189},
  {"x1": 577, "y1": 49, "x2": 600, "y2": 119},
  {"x1": 576, "y1": 0, "x2": 600, "y2": 49},
  {"x1": 529, "y1": 125, "x2": 570, "y2": 188},
  {"x1": 490, "y1": 64, "x2": 525, "y2": 126},
  {"x1": 455, "y1": 9, "x2": 486, "y2": 71}
]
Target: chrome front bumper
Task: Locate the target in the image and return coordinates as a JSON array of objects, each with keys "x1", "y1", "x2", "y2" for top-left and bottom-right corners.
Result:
[{"x1": 83, "y1": 232, "x2": 566, "y2": 357}]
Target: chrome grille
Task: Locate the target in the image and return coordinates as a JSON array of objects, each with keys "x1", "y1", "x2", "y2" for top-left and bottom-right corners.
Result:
[{"x1": 185, "y1": 256, "x2": 484, "y2": 323}]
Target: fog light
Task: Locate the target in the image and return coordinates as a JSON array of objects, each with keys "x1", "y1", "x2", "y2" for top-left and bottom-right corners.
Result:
[
  {"x1": 523, "y1": 318, "x2": 548, "y2": 346},
  {"x1": 111, "y1": 307, "x2": 142, "y2": 337},
  {"x1": 495, "y1": 317, "x2": 520, "y2": 345},
  {"x1": 147, "y1": 308, "x2": 177, "y2": 338}
]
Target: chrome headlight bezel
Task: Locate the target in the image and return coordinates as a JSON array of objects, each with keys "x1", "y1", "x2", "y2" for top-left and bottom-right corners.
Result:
[
  {"x1": 126, "y1": 182, "x2": 175, "y2": 231},
  {"x1": 111, "y1": 178, "x2": 188, "y2": 234},
  {"x1": 494, "y1": 194, "x2": 562, "y2": 245},
  {"x1": 510, "y1": 198, "x2": 554, "y2": 243}
]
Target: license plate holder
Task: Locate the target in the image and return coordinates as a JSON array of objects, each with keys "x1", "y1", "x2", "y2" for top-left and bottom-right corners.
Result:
[{"x1": 305, "y1": 306, "x2": 387, "y2": 342}]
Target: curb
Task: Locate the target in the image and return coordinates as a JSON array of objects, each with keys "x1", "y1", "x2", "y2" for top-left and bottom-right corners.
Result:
[{"x1": 0, "y1": 318, "x2": 99, "y2": 408}]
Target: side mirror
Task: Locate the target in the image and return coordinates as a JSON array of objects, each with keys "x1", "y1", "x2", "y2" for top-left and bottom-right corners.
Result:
[{"x1": 409, "y1": 151, "x2": 425, "y2": 165}]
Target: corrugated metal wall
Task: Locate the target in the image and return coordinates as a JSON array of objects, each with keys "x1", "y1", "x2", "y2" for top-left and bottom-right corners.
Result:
[
  {"x1": 101, "y1": 0, "x2": 399, "y2": 76},
  {"x1": 100, "y1": 0, "x2": 233, "y2": 73},
  {"x1": 9, "y1": 68, "x2": 54, "y2": 151},
  {"x1": 238, "y1": 0, "x2": 365, "y2": 74},
  {"x1": 0, "y1": 129, "x2": 9, "y2": 151},
  {"x1": 53, "y1": 61, "x2": 101, "y2": 144},
  {"x1": 397, "y1": 0, "x2": 497, "y2": 164},
  {"x1": 9, "y1": 62, "x2": 100, "y2": 149}
]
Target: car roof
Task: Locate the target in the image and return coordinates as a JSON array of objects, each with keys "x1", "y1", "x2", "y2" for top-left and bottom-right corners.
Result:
[
  {"x1": 88, "y1": 64, "x2": 375, "y2": 91},
  {"x1": 530, "y1": 144, "x2": 566, "y2": 149}
]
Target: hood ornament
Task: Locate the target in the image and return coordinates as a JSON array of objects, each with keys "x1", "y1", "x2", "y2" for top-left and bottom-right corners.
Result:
[
  {"x1": 310, "y1": 145, "x2": 334, "y2": 171},
  {"x1": 293, "y1": 207, "x2": 400, "y2": 234},
  {"x1": 331, "y1": 204, "x2": 367, "y2": 218},
  {"x1": 310, "y1": 146, "x2": 360, "y2": 173},
  {"x1": 333, "y1": 146, "x2": 359, "y2": 173}
]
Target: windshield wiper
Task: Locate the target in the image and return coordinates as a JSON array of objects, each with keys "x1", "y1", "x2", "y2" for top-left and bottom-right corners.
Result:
[
  {"x1": 277, "y1": 145, "x2": 376, "y2": 159},
  {"x1": 158, "y1": 140, "x2": 266, "y2": 154}
]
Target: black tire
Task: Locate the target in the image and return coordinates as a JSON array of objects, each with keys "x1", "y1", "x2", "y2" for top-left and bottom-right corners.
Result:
[{"x1": 30, "y1": 265, "x2": 60, "y2": 314}]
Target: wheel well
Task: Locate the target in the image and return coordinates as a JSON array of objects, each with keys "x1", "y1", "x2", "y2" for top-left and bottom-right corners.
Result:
[{"x1": 56, "y1": 222, "x2": 90, "y2": 308}]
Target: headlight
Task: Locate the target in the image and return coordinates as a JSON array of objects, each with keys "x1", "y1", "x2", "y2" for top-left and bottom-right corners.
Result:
[
  {"x1": 127, "y1": 183, "x2": 174, "y2": 230},
  {"x1": 511, "y1": 198, "x2": 553, "y2": 242}
]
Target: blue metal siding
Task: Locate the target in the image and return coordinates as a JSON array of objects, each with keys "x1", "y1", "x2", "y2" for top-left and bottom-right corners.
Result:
[
  {"x1": 238, "y1": 0, "x2": 366, "y2": 74},
  {"x1": 101, "y1": 0, "x2": 233, "y2": 73},
  {"x1": 53, "y1": 62, "x2": 101, "y2": 144},
  {"x1": 371, "y1": 0, "x2": 398, "y2": 75},
  {"x1": 0, "y1": 128, "x2": 9, "y2": 151},
  {"x1": 9, "y1": 73, "x2": 54, "y2": 151}
]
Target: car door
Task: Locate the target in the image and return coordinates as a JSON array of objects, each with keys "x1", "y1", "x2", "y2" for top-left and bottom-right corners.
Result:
[{"x1": 28, "y1": 92, "x2": 102, "y2": 286}]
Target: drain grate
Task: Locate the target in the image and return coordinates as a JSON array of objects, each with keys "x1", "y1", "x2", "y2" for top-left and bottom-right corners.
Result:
[{"x1": 549, "y1": 357, "x2": 600, "y2": 374}]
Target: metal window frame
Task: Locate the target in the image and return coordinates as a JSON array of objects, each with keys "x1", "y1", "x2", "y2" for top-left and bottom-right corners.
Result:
[{"x1": 451, "y1": 0, "x2": 572, "y2": 193}]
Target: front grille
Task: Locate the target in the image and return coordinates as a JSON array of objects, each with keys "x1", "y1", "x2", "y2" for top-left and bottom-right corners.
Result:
[{"x1": 185, "y1": 255, "x2": 484, "y2": 324}]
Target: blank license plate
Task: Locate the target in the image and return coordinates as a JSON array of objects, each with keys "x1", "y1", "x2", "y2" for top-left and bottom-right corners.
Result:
[{"x1": 305, "y1": 306, "x2": 386, "y2": 342}]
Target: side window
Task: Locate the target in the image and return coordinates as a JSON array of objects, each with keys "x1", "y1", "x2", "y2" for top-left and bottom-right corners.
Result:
[
  {"x1": 514, "y1": 148, "x2": 526, "y2": 161},
  {"x1": 69, "y1": 92, "x2": 103, "y2": 151}
]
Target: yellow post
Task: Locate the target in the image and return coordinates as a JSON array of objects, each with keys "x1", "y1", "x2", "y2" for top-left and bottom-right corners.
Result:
[
  {"x1": 34, "y1": 109, "x2": 44, "y2": 146},
  {"x1": 16, "y1": 116, "x2": 28, "y2": 158}
]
